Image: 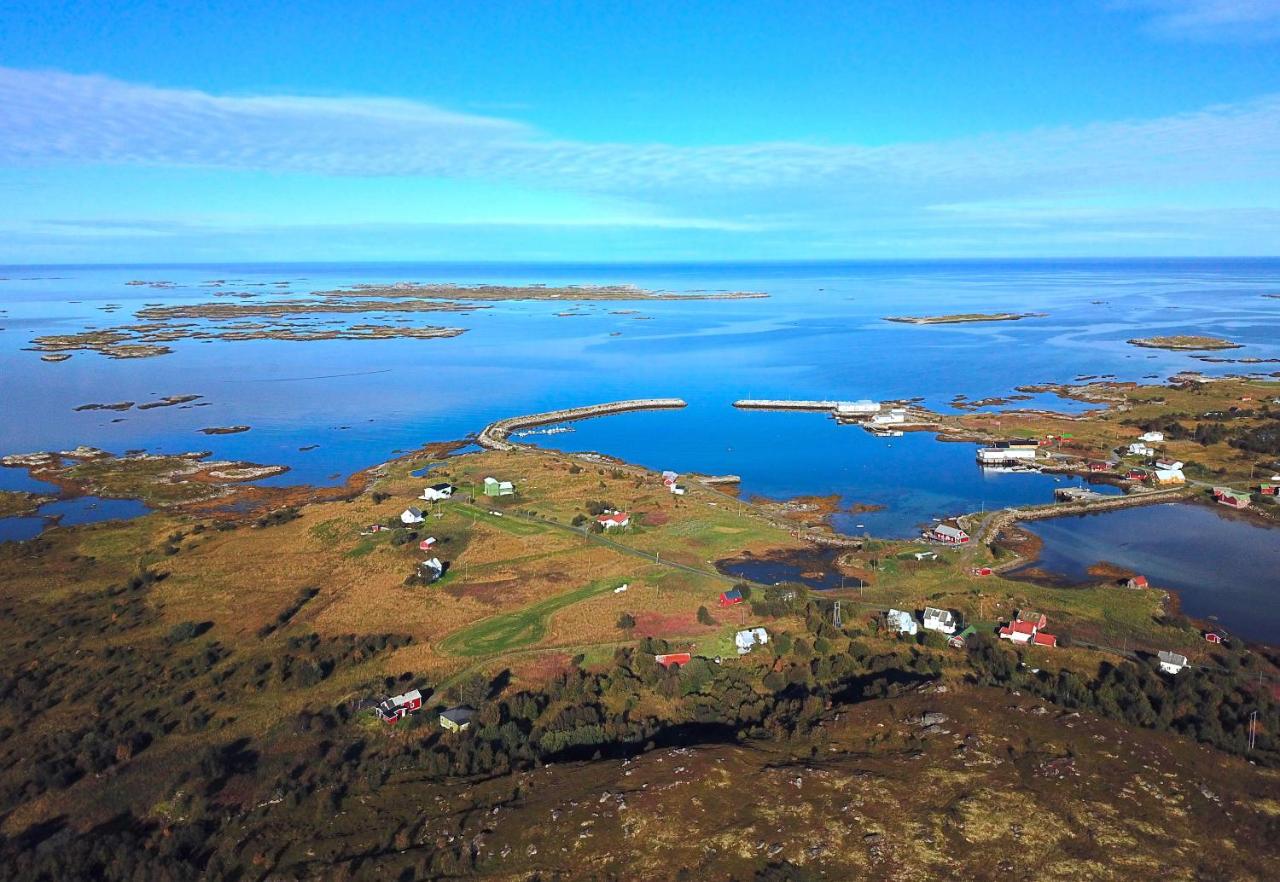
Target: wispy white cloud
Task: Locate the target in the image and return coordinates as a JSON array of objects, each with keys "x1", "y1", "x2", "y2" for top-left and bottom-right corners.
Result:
[
  {"x1": 1114, "y1": 0, "x2": 1280, "y2": 42},
  {"x1": 3, "y1": 66, "x2": 1279, "y2": 202},
  {"x1": 3, "y1": 66, "x2": 1280, "y2": 257}
]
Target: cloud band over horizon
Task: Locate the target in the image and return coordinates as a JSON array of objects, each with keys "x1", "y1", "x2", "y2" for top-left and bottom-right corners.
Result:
[{"x1": 2, "y1": 65, "x2": 1280, "y2": 260}]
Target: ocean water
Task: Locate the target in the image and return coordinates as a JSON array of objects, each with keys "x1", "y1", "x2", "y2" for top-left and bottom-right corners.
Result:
[
  {"x1": 1, "y1": 259, "x2": 1278, "y2": 541},
  {"x1": 1016, "y1": 503, "x2": 1280, "y2": 644}
]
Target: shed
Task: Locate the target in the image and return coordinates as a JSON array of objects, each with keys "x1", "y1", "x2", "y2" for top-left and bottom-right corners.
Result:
[
  {"x1": 1204, "y1": 630, "x2": 1229, "y2": 646},
  {"x1": 483, "y1": 477, "x2": 515, "y2": 497},
  {"x1": 948, "y1": 625, "x2": 977, "y2": 649},
  {"x1": 418, "y1": 536, "x2": 437, "y2": 551},
  {"x1": 719, "y1": 588, "x2": 744, "y2": 607},
  {"x1": 655, "y1": 652, "x2": 692, "y2": 668},
  {"x1": 1139, "y1": 431, "x2": 1165, "y2": 443}
]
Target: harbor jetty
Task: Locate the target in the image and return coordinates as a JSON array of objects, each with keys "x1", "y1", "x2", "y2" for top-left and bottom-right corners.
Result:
[
  {"x1": 733, "y1": 399, "x2": 843, "y2": 411},
  {"x1": 478, "y1": 398, "x2": 687, "y2": 450},
  {"x1": 971, "y1": 485, "x2": 1194, "y2": 546}
]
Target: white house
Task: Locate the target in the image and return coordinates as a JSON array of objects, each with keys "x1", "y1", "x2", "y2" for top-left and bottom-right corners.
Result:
[
  {"x1": 922, "y1": 607, "x2": 957, "y2": 634},
  {"x1": 669, "y1": 484, "x2": 687, "y2": 496},
  {"x1": 420, "y1": 483, "x2": 454, "y2": 502},
  {"x1": 401, "y1": 507, "x2": 425, "y2": 525},
  {"x1": 1158, "y1": 650, "x2": 1188, "y2": 675},
  {"x1": 1153, "y1": 467, "x2": 1185, "y2": 485},
  {"x1": 735, "y1": 627, "x2": 769, "y2": 654},
  {"x1": 1154, "y1": 458, "x2": 1184, "y2": 471},
  {"x1": 886, "y1": 609, "x2": 918, "y2": 636},
  {"x1": 1139, "y1": 431, "x2": 1165, "y2": 443},
  {"x1": 596, "y1": 511, "x2": 631, "y2": 529},
  {"x1": 1127, "y1": 442, "x2": 1154, "y2": 457}
]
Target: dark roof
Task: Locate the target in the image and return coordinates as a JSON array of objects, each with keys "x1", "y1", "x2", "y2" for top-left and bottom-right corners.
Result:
[
  {"x1": 429, "y1": 482, "x2": 452, "y2": 491},
  {"x1": 721, "y1": 588, "x2": 743, "y2": 600},
  {"x1": 440, "y1": 706, "x2": 475, "y2": 724}
]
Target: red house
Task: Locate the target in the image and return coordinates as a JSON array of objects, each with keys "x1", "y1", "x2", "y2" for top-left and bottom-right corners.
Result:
[
  {"x1": 719, "y1": 588, "x2": 744, "y2": 607},
  {"x1": 375, "y1": 689, "x2": 423, "y2": 725},
  {"x1": 1088, "y1": 461, "x2": 1109, "y2": 473},
  {"x1": 596, "y1": 511, "x2": 632, "y2": 529},
  {"x1": 1126, "y1": 575, "x2": 1149, "y2": 589},
  {"x1": 655, "y1": 652, "x2": 692, "y2": 668},
  {"x1": 1032, "y1": 632, "x2": 1058, "y2": 647},
  {"x1": 1204, "y1": 630, "x2": 1229, "y2": 645}
]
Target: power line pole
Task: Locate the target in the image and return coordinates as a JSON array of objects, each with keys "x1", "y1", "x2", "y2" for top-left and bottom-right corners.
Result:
[{"x1": 833, "y1": 600, "x2": 842, "y2": 629}]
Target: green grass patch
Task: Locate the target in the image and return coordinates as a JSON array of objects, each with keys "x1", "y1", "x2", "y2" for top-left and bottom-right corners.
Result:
[{"x1": 438, "y1": 578, "x2": 619, "y2": 657}]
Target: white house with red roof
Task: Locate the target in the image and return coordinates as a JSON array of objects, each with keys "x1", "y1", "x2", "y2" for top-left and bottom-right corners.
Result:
[
  {"x1": 596, "y1": 511, "x2": 631, "y2": 529},
  {"x1": 999, "y1": 611, "x2": 1057, "y2": 647}
]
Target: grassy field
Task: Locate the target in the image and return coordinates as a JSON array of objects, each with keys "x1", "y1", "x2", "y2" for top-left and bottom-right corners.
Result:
[{"x1": 438, "y1": 577, "x2": 623, "y2": 656}]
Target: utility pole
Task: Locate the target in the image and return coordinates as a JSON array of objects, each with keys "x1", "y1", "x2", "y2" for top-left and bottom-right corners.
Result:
[
  {"x1": 833, "y1": 600, "x2": 843, "y2": 629},
  {"x1": 1248, "y1": 710, "x2": 1258, "y2": 752}
]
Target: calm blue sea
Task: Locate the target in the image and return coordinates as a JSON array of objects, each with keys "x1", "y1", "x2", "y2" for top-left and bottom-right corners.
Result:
[{"x1": 1, "y1": 259, "x2": 1278, "y2": 540}]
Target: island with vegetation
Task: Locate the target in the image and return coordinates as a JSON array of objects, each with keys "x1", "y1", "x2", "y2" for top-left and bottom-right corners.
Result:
[
  {"x1": 884, "y1": 311, "x2": 1046, "y2": 324},
  {"x1": 1127, "y1": 335, "x2": 1242, "y2": 351}
]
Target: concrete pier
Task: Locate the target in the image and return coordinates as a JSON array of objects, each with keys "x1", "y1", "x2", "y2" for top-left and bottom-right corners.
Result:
[
  {"x1": 733, "y1": 399, "x2": 841, "y2": 411},
  {"x1": 478, "y1": 398, "x2": 687, "y2": 450}
]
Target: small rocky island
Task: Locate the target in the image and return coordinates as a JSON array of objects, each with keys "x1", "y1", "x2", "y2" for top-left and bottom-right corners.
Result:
[
  {"x1": 884, "y1": 312, "x2": 1046, "y2": 324},
  {"x1": 1127, "y1": 335, "x2": 1242, "y2": 351}
]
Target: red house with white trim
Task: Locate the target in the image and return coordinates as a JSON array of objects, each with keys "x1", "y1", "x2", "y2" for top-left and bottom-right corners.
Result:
[{"x1": 375, "y1": 689, "x2": 423, "y2": 725}]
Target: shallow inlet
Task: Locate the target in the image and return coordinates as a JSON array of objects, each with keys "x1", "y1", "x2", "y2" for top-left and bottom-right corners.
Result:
[
  {"x1": 0, "y1": 496, "x2": 151, "y2": 543},
  {"x1": 1013, "y1": 502, "x2": 1280, "y2": 644}
]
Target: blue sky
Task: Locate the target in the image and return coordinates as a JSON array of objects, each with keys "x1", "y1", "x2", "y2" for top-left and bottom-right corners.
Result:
[{"x1": 2, "y1": 0, "x2": 1280, "y2": 262}]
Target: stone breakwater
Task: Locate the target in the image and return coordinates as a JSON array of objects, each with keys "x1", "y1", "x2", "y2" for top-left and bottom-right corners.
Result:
[
  {"x1": 971, "y1": 486, "x2": 1194, "y2": 548},
  {"x1": 477, "y1": 399, "x2": 687, "y2": 451}
]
